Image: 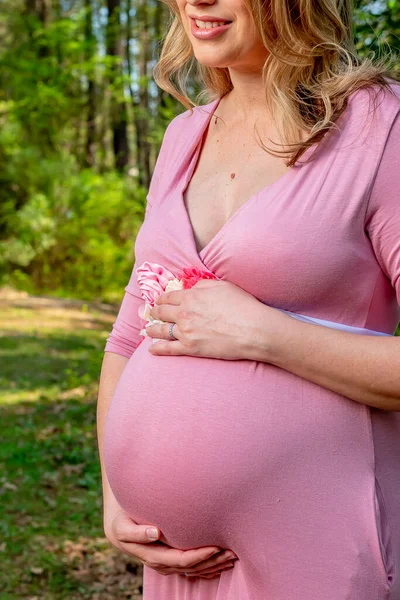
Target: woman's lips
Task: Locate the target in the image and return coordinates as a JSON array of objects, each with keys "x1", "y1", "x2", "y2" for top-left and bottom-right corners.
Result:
[{"x1": 190, "y1": 18, "x2": 232, "y2": 40}]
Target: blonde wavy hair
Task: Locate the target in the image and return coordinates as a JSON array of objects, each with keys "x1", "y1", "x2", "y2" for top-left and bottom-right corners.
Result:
[{"x1": 153, "y1": 0, "x2": 399, "y2": 166}]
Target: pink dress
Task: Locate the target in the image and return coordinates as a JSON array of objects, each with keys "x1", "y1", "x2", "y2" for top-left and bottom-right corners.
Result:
[{"x1": 103, "y1": 84, "x2": 400, "y2": 600}]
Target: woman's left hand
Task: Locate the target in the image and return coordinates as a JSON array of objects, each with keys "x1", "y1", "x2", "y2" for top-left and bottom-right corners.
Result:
[{"x1": 146, "y1": 279, "x2": 278, "y2": 360}]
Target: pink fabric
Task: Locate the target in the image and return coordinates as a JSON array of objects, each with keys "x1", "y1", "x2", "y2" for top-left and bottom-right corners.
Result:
[{"x1": 103, "y1": 84, "x2": 400, "y2": 600}]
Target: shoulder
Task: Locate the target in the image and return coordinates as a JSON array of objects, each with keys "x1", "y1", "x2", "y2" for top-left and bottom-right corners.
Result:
[
  {"x1": 151, "y1": 100, "x2": 216, "y2": 173},
  {"x1": 363, "y1": 84, "x2": 400, "y2": 224},
  {"x1": 341, "y1": 81, "x2": 400, "y2": 138},
  {"x1": 146, "y1": 98, "x2": 219, "y2": 206},
  {"x1": 322, "y1": 81, "x2": 400, "y2": 164},
  {"x1": 154, "y1": 97, "x2": 220, "y2": 177},
  {"x1": 163, "y1": 98, "x2": 220, "y2": 143}
]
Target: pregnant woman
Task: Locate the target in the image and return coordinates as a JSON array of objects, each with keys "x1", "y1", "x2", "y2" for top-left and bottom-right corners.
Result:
[{"x1": 97, "y1": 0, "x2": 400, "y2": 598}]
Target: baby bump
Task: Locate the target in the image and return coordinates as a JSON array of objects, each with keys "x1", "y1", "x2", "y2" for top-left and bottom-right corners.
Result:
[{"x1": 103, "y1": 336, "x2": 374, "y2": 550}]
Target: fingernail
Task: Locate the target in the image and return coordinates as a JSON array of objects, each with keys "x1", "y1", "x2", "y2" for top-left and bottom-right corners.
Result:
[
  {"x1": 206, "y1": 549, "x2": 221, "y2": 558},
  {"x1": 146, "y1": 527, "x2": 159, "y2": 540}
]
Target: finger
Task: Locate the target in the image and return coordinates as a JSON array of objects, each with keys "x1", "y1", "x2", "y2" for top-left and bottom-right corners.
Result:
[
  {"x1": 157, "y1": 553, "x2": 237, "y2": 576},
  {"x1": 189, "y1": 560, "x2": 235, "y2": 576},
  {"x1": 115, "y1": 521, "x2": 162, "y2": 544},
  {"x1": 149, "y1": 303, "x2": 180, "y2": 323},
  {"x1": 148, "y1": 339, "x2": 186, "y2": 356},
  {"x1": 119, "y1": 541, "x2": 221, "y2": 569},
  {"x1": 183, "y1": 549, "x2": 238, "y2": 572},
  {"x1": 155, "y1": 290, "x2": 184, "y2": 306},
  {"x1": 146, "y1": 322, "x2": 181, "y2": 341},
  {"x1": 154, "y1": 567, "x2": 227, "y2": 579},
  {"x1": 185, "y1": 571, "x2": 223, "y2": 580}
]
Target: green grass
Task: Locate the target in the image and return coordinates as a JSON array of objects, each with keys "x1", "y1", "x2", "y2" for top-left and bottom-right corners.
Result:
[{"x1": 0, "y1": 297, "x2": 143, "y2": 599}]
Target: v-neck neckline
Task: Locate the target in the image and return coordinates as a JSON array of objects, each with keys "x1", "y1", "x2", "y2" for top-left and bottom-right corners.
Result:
[{"x1": 179, "y1": 95, "x2": 310, "y2": 262}]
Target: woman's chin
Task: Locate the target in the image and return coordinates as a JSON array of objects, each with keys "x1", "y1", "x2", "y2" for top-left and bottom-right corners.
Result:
[{"x1": 192, "y1": 52, "x2": 233, "y2": 70}]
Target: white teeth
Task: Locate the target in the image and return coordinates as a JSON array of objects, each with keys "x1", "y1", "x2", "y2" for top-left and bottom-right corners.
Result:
[{"x1": 194, "y1": 19, "x2": 228, "y2": 29}]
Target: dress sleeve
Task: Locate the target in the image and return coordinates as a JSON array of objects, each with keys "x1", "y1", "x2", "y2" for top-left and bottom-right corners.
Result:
[
  {"x1": 103, "y1": 258, "x2": 144, "y2": 358},
  {"x1": 103, "y1": 120, "x2": 174, "y2": 358},
  {"x1": 364, "y1": 109, "x2": 400, "y2": 307}
]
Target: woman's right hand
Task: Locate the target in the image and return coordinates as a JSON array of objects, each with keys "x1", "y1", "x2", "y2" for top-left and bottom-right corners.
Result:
[{"x1": 105, "y1": 509, "x2": 238, "y2": 579}]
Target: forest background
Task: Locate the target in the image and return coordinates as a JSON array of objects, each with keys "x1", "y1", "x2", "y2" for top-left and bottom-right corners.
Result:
[
  {"x1": 0, "y1": 1, "x2": 399, "y2": 599},
  {"x1": 0, "y1": 0, "x2": 399, "y2": 302}
]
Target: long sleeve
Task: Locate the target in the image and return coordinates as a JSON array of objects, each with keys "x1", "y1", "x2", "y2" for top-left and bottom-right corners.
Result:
[
  {"x1": 104, "y1": 120, "x2": 175, "y2": 358},
  {"x1": 364, "y1": 109, "x2": 400, "y2": 308},
  {"x1": 103, "y1": 258, "x2": 145, "y2": 358}
]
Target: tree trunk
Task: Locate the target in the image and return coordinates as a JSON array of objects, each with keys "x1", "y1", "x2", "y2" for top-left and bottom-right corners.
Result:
[
  {"x1": 37, "y1": 0, "x2": 51, "y2": 27},
  {"x1": 106, "y1": 0, "x2": 129, "y2": 172},
  {"x1": 25, "y1": 0, "x2": 51, "y2": 38},
  {"x1": 154, "y1": 1, "x2": 170, "y2": 126},
  {"x1": 24, "y1": 0, "x2": 51, "y2": 53},
  {"x1": 53, "y1": 0, "x2": 63, "y2": 66},
  {"x1": 132, "y1": 0, "x2": 151, "y2": 189},
  {"x1": 84, "y1": 0, "x2": 97, "y2": 168}
]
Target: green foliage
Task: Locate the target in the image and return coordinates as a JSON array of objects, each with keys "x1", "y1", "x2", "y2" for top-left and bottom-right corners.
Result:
[
  {"x1": 354, "y1": 0, "x2": 400, "y2": 67},
  {"x1": 0, "y1": 1, "x2": 178, "y2": 300},
  {"x1": 0, "y1": 123, "x2": 147, "y2": 301}
]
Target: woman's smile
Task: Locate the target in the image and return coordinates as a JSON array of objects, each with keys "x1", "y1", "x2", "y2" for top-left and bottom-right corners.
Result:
[
  {"x1": 190, "y1": 16, "x2": 233, "y2": 40},
  {"x1": 178, "y1": 0, "x2": 266, "y2": 71}
]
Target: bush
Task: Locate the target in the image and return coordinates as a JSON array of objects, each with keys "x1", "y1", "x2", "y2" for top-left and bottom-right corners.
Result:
[{"x1": 0, "y1": 125, "x2": 146, "y2": 302}]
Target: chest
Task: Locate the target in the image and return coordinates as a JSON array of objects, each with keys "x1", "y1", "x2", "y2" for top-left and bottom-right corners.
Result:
[
  {"x1": 136, "y1": 117, "x2": 378, "y2": 323},
  {"x1": 183, "y1": 124, "x2": 292, "y2": 255}
]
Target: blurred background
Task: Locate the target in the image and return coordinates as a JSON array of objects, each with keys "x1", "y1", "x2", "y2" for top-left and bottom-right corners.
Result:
[{"x1": 0, "y1": 1, "x2": 399, "y2": 598}]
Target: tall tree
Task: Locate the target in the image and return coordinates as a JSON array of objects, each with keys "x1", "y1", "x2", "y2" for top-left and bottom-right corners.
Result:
[
  {"x1": 106, "y1": 0, "x2": 129, "y2": 171},
  {"x1": 84, "y1": 0, "x2": 97, "y2": 167},
  {"x1": 154, "y1": 0, "x2": 170, "y2": 116},
  {"x1": 131, "y1": 0, "x2": 151, "y2": 188},
  {"x1": 24, "y1": 0, "x2": 51, "y2": 53}
]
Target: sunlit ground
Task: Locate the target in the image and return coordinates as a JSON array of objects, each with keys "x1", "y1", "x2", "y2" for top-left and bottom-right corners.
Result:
[{"x1": 0, "y1": 289, "x2": 143, "y2": 599}]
